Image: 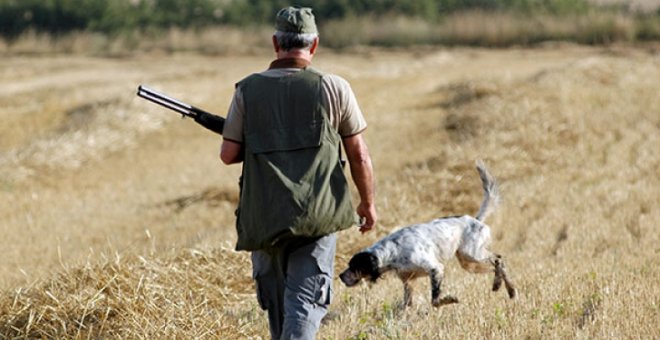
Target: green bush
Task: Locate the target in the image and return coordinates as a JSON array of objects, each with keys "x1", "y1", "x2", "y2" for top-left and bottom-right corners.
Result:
[
  {"x1": 0, "y1": 0, "x2": 225, "y2": 38},
  {"x1": 0, "y1": 0, "x2": 596, "y2": 38},
  {"x1": 635, "y1": 14, "x2": 660, "y2": 41},
  {"x1": 0, "y1": 0, "x2": 656, "y2": 45}
]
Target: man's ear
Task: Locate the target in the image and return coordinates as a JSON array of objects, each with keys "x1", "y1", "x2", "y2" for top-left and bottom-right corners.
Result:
[
  {"x1": 272, "y1": 35, "x2": 280, "y2": 53},
  {"x1": 309, "y1": 37, "x2": 319, "y2": 55}
]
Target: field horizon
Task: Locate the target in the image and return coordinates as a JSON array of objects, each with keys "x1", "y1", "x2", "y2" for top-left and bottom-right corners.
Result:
[{"x1": 0, "y1": 43, "x2": 658, "y2": 338}]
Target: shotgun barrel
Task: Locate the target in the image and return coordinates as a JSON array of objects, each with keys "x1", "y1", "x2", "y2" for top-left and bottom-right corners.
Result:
[{"x1": 137, "y1": 85, "x2": 225, "y2": 135}]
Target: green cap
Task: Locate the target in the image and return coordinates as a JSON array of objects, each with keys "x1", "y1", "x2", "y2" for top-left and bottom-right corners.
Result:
[{"x1": 276, "y1": 6, "x2": 318, "y2": 34}]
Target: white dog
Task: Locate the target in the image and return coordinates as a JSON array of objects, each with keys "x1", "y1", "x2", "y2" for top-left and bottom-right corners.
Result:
[{"x1": 339, "y1": 161, "x2": 516, "y2": 307}]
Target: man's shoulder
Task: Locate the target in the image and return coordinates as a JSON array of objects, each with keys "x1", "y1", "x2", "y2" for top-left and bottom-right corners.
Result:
[
  {"x1": 236, "y1": 72, "x2": 263, "y2": 88},
  {"x1": 319, "y1": 72, "x2": 352, "y2": 92}
]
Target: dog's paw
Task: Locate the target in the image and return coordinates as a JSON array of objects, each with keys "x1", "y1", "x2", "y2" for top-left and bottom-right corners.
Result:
[
  {"x1": 432, "y1": 295, "x2": 459, "y2": 307},
  {"x1": 507, "y1": 286, "x2": 517, "y2": 299}
]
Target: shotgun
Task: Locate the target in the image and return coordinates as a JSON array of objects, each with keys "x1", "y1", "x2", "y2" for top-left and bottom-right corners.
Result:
[{"x1": 137, "y1": 85, "x2": 225, "y2": 135}]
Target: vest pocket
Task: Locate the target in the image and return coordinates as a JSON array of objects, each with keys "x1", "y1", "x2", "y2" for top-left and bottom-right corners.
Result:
[{"x1": 246, "y1": 121, "x2": 324, "y2": 154}]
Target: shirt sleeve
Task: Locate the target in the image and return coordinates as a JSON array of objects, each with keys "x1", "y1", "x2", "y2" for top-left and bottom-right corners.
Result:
[
  {"x1": 321, "y1": 74, "x2": 367, "y2": 137},
  {"x1": 222, "y1": 87, "x2": 244, "y2": 143}
]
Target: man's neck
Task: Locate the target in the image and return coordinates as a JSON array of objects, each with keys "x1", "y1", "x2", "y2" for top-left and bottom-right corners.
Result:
[{"x1": 276, "y1": 49, "x2": 313, "y2": 62}]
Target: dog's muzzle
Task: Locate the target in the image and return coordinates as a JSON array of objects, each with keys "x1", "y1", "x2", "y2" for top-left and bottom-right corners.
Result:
[{"x1": 339, "y1": 269, "x2": 361, "y2": 287}]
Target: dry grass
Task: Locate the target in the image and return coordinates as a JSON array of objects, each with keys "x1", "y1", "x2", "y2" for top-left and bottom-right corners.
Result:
[
  {"x1": 437, "y1": 11, "x2": 639, "y2": 45},
  {"x1": 0, "y1": 27, "x2": 271, "y2": 57},
  {"x1": 318, "y1": 10, "x2": 659, "y2": 48},
  {"x1": 0, "y1": 44, "x2": 659, "y2": 338}
]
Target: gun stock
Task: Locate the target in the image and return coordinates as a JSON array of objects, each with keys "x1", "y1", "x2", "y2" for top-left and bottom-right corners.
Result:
[{"x1": 137, "y1": 85, "x2": 225, "y2": 135}]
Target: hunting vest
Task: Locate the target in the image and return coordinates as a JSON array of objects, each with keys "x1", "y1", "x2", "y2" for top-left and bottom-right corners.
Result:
[{"x1": 235, "y1": 67, "x2": 357, "y2": 251}]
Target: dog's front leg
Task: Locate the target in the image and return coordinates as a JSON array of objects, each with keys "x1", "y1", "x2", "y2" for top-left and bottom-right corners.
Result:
[
  {"x1": 397, "y1": 272, "x2": 415, "y2": 308},
  {"x1": 403, "y1": 281, "x2": 413, "y2": 307}
]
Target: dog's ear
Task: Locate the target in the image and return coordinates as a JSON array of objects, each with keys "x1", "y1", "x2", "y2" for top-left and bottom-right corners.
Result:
[
  {"x1": 366, "y1": 252, "x2": 381, "y2": 281},
  {"x1": 349, "y1": 252, "x2": 381, "y2": 282}
]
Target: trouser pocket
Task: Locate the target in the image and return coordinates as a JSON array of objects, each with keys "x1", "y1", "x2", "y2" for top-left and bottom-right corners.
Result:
[{"x1": 315, "y1": 274, "x2": 332, "y2": 307}]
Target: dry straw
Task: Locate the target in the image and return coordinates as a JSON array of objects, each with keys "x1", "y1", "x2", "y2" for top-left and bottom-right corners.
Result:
[
  {"x1": 0, "y1": 246, "x2": 264, "y2": 338},
  {"x1": 0, "y1": 44, "x2": 658, "y2": 338}
]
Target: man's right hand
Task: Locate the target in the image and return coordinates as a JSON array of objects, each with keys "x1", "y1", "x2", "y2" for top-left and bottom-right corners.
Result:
[{"x1": 357, "y1": 201, "x2": 376, "y2": 233}]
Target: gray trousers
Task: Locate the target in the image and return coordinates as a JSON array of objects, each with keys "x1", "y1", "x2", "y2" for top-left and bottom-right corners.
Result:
[{"x1": 252, "y1": 233, "x2": 336, "y2": 340}]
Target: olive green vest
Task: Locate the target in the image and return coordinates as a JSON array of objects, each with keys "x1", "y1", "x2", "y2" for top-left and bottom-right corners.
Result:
[{"x1": 235, "y1": 68, "x2": 357, "y2": 251}]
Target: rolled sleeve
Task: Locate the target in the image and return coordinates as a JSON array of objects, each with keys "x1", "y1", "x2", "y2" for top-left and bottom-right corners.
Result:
[
  {"x1": 222, "y1": 87, "x2": 244, "y2": 143},
  {"x1": 321, "y1": 75, "x2": 367, "y2": 137}
]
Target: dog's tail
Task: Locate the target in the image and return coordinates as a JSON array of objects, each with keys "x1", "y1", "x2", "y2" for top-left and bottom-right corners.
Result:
[{"x1": 475, "y1": 160, "x2": 500, "y2": 222}]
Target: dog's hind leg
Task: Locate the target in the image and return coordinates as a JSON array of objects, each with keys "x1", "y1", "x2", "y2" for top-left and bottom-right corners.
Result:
[
  {"x1": 491, "y1": 254, "x2": 516, "y2": 299},
  {"x1": 457, "y1": 250, "x2": 516, "y2": 299},
  {"x1": 492, "y1": 255, "x2": 504, "y2": 292},
  {"x1": 456, "y1": 251, "x2": 493, "y2": 274}
]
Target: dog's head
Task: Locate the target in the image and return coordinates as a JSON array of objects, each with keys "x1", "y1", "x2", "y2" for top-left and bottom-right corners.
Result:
[{"x1": 339, "y1": 251, "x2": 380, "y2": 287}]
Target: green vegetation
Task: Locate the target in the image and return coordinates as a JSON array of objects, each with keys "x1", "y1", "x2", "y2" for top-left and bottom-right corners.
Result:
[
  {"x1": 0, "y1": 0, "x2": 224, "y2": 38},
  {"x1": 0, "y1": 0, "x2": 658, "y2": 48}
]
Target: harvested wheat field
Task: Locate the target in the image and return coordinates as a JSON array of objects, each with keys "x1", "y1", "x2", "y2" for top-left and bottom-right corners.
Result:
[{"x1": 0, "y1": 44, "x2": 658, "y2": 338}]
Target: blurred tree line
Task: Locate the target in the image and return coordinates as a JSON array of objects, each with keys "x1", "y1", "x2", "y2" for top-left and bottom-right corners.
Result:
[{"x1": 0, "y1": 0, "x2": 598, "y2": 38}]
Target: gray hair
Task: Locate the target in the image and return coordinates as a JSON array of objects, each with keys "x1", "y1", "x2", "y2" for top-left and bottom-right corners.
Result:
[{"x1": 274, "y1": 31, "x2": 318, "y2": 51}]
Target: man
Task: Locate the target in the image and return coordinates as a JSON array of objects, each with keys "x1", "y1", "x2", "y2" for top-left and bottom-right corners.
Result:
[{"x1": 220, "y1": 6, "x2": 376, "y2": 339}]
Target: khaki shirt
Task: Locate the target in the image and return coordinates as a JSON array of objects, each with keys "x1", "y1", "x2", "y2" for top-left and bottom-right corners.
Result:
[{"x1": 222, "y1": 64, "x2": 367, "y2": 142}]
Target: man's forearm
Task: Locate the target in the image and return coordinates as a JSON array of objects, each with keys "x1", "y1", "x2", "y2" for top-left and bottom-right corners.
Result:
[
  {"x1": 220, "y1": 139, "x2": 244, "y2": 165},
  {"x1": 343, "y1": 134, "x2": 375, "y2": 204},
  {"x1": 349, "y1": 152, "x2": 375, "y2": 205},
  {"x1": 344, "y1": 134, "x2": 377, "y2": 232}
]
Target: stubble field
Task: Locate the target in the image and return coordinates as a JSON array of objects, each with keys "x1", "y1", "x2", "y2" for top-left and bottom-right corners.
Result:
[{"x1": 0, "y1": 43, "x2": 658, "y2": 338}]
